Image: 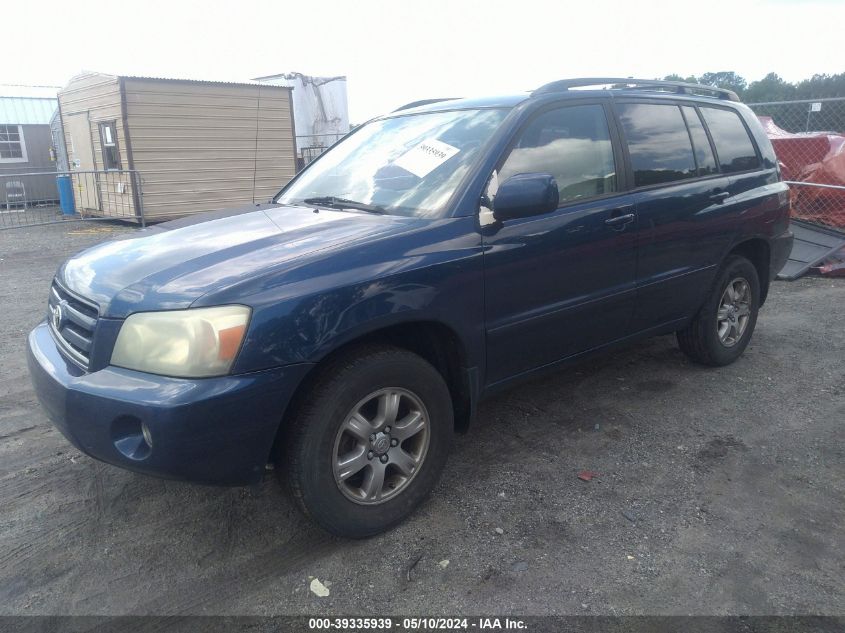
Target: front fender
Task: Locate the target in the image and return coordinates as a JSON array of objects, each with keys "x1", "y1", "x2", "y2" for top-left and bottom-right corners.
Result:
[{"x1": 214, "y1": 217, "x2": 485, "y2": 374}]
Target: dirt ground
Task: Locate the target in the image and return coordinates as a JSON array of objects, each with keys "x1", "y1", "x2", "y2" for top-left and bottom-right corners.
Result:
[{"x1": 0, "y1": 222, "x2": 843, "y2": 616}]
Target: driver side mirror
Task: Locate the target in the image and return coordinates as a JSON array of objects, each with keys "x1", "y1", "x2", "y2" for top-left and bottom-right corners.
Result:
[{"x1": 492, "y1": 173, "x2": 559, "y2": 221}]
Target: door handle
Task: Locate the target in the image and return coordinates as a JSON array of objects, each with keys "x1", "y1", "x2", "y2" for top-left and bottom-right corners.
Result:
[
  {"x1": 605, "y1": 213, "x2": 635, "y2": 227},
  {"x1": 710, "y1": 191, "x2": 730, "y2": 203}
]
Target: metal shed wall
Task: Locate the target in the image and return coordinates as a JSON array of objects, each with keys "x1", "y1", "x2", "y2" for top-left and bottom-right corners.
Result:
[
  {"x1": 122, "y1": 77, "x2": 295, "y2": 219},
  {"x1": 58, "y1": 72, "x2": 136, "y2": 218},
  {"x1": 1, "y1": 97, "x2": 61, "y2": 205},
  {"x1": 59, "y1": 73, "x2": 126, "y2": 169},
  {"x1": 0, "y1": 125, "x2": 59, "y2": 206}
]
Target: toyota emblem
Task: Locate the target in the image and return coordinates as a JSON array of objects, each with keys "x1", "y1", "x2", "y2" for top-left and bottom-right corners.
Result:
[
  {"x1": 50, "y1": 302, "x2": 66, "y2": 331},
  {"x1": 373, "y1": 436, "x2": 390, "y2": 453}
]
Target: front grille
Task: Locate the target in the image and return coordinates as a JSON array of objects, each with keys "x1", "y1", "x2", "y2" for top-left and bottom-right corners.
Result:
[{"x1": 48, "y1": 281, "x2": 99, "y2": 370}]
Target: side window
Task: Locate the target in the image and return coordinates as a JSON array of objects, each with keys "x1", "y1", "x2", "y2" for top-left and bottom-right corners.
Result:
[
  {"x1": 618, "y1": 103, "x2": 697, "y2": 187},
  {"x1": 99, "y1": 122, "x2": 122, "y2": 170},
  {"x1": 680, "y1": 106, "x2": 718, "y2": 176},
  {"x1": 499, "y1": 105, "x2": 616, "y2": 204},
  {"x1": 699, "y1": 107, "x2": 760, "y2": 173}
]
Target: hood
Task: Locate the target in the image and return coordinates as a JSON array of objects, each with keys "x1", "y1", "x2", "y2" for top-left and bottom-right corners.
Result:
[{"x1": 59, "y1": 204, "x2": 424, "y2": 318}]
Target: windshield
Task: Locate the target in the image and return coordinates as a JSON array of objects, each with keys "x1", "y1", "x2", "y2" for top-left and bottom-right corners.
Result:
[{"x1": 277, "y1": 108, "x2": 509, "y2": 218}]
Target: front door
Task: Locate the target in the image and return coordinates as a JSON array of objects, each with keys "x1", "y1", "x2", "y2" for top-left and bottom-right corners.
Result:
[{"x1": 482, "y1": 102, "x2": 638, "y2": 385}]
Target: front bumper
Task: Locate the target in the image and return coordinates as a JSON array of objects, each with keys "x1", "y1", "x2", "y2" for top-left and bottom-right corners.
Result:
[{"x1": 27, "y1": 321, "x2": 312, "y2": 486}]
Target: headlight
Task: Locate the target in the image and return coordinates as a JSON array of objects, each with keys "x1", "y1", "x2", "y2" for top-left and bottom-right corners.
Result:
[{"x1": 111, "y1": 305, "x2": 251, "y2": 378}]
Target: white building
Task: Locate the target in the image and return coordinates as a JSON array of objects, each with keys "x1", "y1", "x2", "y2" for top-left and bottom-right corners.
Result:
[{"x1": 253, "y1": 72, "x2": 349, "y2": 168}]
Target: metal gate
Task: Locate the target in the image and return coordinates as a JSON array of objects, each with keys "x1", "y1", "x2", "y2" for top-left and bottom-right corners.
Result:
[
  {"x1": 296, "y1": 132, "x2": 346, "y2": 170},
  {"x1": 0, "y1": 169, "x2": 144, "y2": 230}
]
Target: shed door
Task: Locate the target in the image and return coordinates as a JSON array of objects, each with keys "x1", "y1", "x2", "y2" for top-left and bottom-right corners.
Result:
[
  {"x1": 64, "y1": 113, "x2": 101, "y2": 212},
  {"x1": 65, "y1": 112, "x2": 96, "y2": 171}
]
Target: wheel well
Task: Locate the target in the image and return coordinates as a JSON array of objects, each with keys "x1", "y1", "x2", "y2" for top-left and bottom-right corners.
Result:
[
  {"x1": 276, "y1": 322, "x2": 474, "y2": 456},
  {"x1": 730, "y1": 239, "x2": 771, "y2": 305}
]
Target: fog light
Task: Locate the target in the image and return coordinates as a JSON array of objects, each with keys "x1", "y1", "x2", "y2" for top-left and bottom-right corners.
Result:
[{"x1": 111, "y1": 415, "x2": 151, "y2": 460}]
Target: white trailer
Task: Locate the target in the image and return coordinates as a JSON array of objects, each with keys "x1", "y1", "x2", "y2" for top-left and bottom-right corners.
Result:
[{"x1": 253, "y1": 72, "x2": 350, "y2": 168}]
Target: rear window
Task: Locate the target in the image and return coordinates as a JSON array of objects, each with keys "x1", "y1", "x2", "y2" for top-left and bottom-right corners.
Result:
[
  {"x1": 699, "y1": 107, "x2": 760, "y2": 173},
  {"x1": 617, "y1": 103, "x2": 696, "y2": 187}
]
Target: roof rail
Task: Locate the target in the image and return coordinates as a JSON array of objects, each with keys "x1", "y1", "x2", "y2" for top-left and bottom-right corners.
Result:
[
  {"x1": 393, "y1": 98, "x2": 460, "y2": 112},
  {"x1": 532, "y1": 78, "x2": 740, "y2": 102}
]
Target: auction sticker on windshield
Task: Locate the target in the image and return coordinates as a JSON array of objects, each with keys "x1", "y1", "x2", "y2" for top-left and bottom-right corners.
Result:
[{"x1": 393, "y1": 139, "x2": 460, "y2": 178}]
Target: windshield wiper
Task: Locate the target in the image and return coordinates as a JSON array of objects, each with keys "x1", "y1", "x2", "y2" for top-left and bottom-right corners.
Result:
[{"x1": 302, "y1": 196, "x2": 386, "y2": 214}]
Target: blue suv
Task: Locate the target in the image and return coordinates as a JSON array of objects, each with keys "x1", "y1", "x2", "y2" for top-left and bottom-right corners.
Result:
[{"x1": 28, "y1": 78, "x2": 792, "y2": 537}]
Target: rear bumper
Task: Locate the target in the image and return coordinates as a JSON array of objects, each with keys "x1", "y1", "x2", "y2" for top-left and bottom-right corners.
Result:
[
  {"x1": 771, "y1": 228, "x2": 794, "y2": 278},
  {"x1": 27, "y1": 321, "x2": 312, "y2": 486}
]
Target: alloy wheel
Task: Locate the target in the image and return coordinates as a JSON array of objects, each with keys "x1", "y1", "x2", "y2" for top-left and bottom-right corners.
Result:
[
  {"x1": 332, "y1": 388, "x2": 430, "y2": 504},
  {"x1": 716, "y1": 277, "x2": 752, "y2": 347}
]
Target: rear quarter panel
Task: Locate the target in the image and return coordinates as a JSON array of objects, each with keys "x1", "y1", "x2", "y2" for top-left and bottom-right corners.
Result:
[{"x1": 727, "y1": 105, "x2": 791, "y2": 254}]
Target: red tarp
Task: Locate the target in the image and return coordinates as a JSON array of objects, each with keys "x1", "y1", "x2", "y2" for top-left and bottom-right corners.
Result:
[{"x1": 758, "y1": 116, "x2": 845, "y2": 227}]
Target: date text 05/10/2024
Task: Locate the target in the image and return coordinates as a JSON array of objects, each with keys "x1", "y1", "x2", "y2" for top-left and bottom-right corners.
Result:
[{"x1": 307, "y1": 617, "x2": 528, "y2": 630}]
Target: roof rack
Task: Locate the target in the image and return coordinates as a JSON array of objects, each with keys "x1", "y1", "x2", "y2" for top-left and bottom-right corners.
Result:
[
  {"x1": 393, "y1": 98, "x2": 460, "y2": 112},
  {"x1": 532, "y1": 78, "x2": 740, "y2": 102}
]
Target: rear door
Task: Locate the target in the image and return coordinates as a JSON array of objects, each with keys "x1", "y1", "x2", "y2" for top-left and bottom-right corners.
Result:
[
  {"x1": 614, "y1": 101, "x2": 734, "y2": 331},
  {"x1": 482, "y1": 101, "x2": 638, "y2": 385}
]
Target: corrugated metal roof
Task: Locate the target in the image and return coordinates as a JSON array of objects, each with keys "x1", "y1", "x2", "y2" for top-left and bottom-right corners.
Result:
[
  {"x1": 62, "y1": 71, "x2": 290, "y2": 92},
  {"x1": 0, "y1": 97, "x2": 57, "y2": 125},
  {"x1": 120, "y1": 75, "x2": 289, "y2": 89}
]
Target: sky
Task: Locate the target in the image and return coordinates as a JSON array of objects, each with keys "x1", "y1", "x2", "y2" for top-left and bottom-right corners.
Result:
[{"x1": 4, "y1": 0, "x2": 844, "y2": 122}]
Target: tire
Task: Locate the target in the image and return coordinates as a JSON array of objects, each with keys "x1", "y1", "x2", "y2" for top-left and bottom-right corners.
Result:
[
  {"x1": 283, "y1": 344, "x2": 453, "y2": 538},
  {"x1": 677, "y1": 254, "x2": 761, "y2": 367}
]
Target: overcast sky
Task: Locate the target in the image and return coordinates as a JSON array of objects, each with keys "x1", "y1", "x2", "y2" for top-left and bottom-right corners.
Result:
[{"x1": 5, "y1": 0, "x2": 843, "y2": 122}]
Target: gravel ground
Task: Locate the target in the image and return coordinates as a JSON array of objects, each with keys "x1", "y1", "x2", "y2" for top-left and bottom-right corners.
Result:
[{"x1": 0, "y1": 222, "x2": 843, "y2": 616}]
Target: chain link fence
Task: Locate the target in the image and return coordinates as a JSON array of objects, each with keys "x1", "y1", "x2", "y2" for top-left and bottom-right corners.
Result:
[
  {"x1": 748, "y1": 98, "x2": 845, "y2": 231},
  {"x1": 0, "y1": 169, "x2": 144, "y2": 230}
]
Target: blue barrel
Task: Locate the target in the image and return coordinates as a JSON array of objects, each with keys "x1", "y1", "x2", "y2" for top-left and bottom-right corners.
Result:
[{"x1": 57, "y1": 175, "x2": 76, "y2": 216}]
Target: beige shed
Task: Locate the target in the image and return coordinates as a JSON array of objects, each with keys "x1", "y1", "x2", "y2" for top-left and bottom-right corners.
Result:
[{"x1": 58, "y1": 72, "x2": 296, "y2": 221}]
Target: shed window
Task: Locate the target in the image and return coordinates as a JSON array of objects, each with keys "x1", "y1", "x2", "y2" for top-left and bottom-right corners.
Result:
[
  {"x1": 99, "y1": 122, "x2": 122, "y2": 170},
  {"x1": 0, "y1": 125, "x2": 27, "y2": 162}
]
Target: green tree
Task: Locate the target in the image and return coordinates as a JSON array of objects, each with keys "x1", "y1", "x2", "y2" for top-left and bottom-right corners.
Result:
[
  {"x1": 661, "y1": 72, "x2": 845, "y2": 101},
  {"x1": 663, "y1": 74, "x2": 699, "y2": 84},
  {"x1": 744, "y1": 73, "x2": 796, "y2": 103},
  {"x1": 795, "y1": 73, "x2": 845, "y2": 99},
  {"x1": 698, "y1": 71, "x2": 747, "y2": 96}
]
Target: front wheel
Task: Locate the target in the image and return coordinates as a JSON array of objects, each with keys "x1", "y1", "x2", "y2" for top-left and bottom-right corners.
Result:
[
  {"x1": 677, "y1": 254, "x2": 761, "y2": 366},
  {"x1": 283, "y1": 344, "x2": 453, "y2": 538}
]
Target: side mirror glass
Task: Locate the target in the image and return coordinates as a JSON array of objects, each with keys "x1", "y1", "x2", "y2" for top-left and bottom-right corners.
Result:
[{"x1": 492, "y1": 173, "x2": 559, "y2": 221}]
